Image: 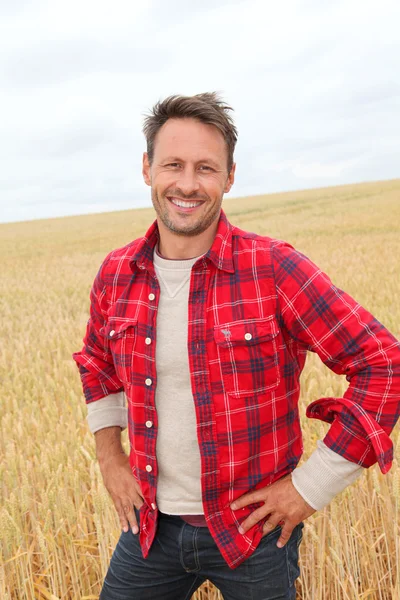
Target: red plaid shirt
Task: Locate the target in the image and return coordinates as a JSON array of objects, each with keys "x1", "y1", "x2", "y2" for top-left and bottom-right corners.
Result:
[{"x1": 73, "y1": 211, "x2": 400, "y2": 569}]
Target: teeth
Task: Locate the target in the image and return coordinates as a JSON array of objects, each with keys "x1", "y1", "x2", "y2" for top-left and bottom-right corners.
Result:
[{"x1": 171, "y1": 198, "x2": 201, "y2": 208}]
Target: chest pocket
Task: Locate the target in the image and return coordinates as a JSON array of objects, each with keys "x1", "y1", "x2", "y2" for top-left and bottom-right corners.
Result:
[
  {"x1": 104, "y1": 318, "x2": 138, "y2": 385},
  {"x1": 214, "y1": 317, "x2": 280, "y2": 397}
]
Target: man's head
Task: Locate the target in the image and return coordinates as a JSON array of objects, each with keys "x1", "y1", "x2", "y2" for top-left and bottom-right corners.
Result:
[
  {"x1": 142, "y1": 93, "x2": 237, "y2": 246},
  {"x1": 143, "y1": 92, "x2": 237, "y2": 173}
]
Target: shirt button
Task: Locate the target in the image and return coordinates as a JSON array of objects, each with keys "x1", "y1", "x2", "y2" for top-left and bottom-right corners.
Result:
[
  {"x1": 145, "y1": 420, "x2": 153, "y2": 428},
  {"x1": 109, "y1": 330, "x2": 115, "y2": 337},
  {"x1": 148, "y1": 293, "x2": 155, "y2": 301},
  {"x1": 151, "y1": 503, "x2": 157, "y2": 510},
  {"x1": 244, "y1": 332, "x2": 252, "y2": 341},
  {"x1": 145, "y1": 378, "x2": 152, "y2": 386},
  {"x1": 145, "y1": 337, "x2": 151, "y2": 345},
  {"x1": 146, "y1": 464, "x2": 152, "y2": 472}
]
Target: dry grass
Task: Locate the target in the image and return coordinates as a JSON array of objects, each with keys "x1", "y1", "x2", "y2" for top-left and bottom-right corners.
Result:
[{"x1": 0, "y1": 179, "x2": 399, "y2": 599}]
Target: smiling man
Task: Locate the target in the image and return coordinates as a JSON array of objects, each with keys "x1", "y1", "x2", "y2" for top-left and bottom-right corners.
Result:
[{"x1": 73, "y1": 93, "x2": 400, "y2": 600}]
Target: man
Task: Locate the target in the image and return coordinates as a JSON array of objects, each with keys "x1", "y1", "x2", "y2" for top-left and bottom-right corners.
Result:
[{"x1": 73, "y1": 93, "x2": 400, "y2": 600}]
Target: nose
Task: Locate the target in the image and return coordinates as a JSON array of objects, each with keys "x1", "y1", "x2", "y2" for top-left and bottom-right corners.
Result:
[{"x1": 176, "y1": 166, "x2": 200, "y2": 195}]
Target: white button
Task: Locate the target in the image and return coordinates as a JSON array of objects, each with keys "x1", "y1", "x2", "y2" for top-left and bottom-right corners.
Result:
[
  {"x1": 109, "y1": 330, "x2": 115, "y2": 337},
  {"x1": 145, "y1": 420, "x2": 153, "y2": 428},
  {"x1": 148, "y1": 293, "x2": 155, "y2": 301},
  {"x1": 146, "y1": 464, "x2": 152, "y2": 472},
  {"x1": 151, "y1": 503, "x2": 156, "y2": 510},
  {"x1": 145, "y1": 337, "x2": 151, "y2": 345},
  {"x1": 145, "y1": 378, "x2": 152, "y2": 386},
  {"x1": 244, "y1": 332, "x2": 252, "y2": 341}
]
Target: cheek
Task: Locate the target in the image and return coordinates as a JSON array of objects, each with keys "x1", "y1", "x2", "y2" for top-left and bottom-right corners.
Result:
[
  {"x1": 198, "y1": 175, "x2": 222, "y2": 191},
  {"x1": 207, "y1": 182, "x2": 226, "y2": 199},
  {"x1": 211, "y1": 174, "x2": 229, "y2": 190},
  {"x1": 154, "y1": 174, "x2": 177, "y2": 193}
]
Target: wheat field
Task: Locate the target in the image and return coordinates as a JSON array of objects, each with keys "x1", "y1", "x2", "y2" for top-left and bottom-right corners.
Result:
[{"x1": 1, "y1": 179, "x2": 399, "y2": 599}]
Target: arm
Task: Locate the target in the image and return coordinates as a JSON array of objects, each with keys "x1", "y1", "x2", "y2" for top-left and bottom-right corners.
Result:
[
  {"x1": 73, "y1": 259, "x2": 141, "y2": 532},
  {"x1": 271, "y1": 240, "x2": 400, "y2": 472}
]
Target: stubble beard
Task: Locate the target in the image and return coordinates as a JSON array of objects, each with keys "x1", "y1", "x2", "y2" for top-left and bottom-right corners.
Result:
[{"x1": 151, "y1": 189, "x2": 222, "y2": 237}]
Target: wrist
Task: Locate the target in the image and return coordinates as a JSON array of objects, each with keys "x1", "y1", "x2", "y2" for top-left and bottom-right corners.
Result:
[{"x1": 95, "y1": 426, "x2": 125, "y2": 466}]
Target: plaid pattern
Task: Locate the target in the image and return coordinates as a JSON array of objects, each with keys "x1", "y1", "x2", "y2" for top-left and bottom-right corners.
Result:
[{"x1": 73, "y1": 210, "x2": 400, "y2": 569}]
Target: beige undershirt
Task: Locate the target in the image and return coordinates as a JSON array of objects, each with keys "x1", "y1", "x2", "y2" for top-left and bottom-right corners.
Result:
[
  {"x1": 151, "y1": 249, "x2": 203, "y2": 514},
  {"x1": 87, "y1": 250, "x2": 363, "y2": 512}
]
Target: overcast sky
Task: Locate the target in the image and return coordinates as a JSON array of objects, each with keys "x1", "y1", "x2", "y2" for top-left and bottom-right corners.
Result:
[{"x1": 0, "y1": 0, "x2": 399, "y2": 223}]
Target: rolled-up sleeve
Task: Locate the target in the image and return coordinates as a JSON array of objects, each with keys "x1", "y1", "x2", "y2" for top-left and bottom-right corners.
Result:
[
  {"x1": 72, "y1": 255, "x2": 123, "y2": 403},
  {"x1": 86, "y1": 391, "x2": 128, "y2": 433},
  {"x1": 272, "y1": 241, "x2": 400, "y2": 474}
]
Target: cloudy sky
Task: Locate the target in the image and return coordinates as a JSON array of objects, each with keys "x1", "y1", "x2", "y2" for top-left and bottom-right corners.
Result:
[{"x1": 0, "y1": 0, "x2": 399, "y2": 223}]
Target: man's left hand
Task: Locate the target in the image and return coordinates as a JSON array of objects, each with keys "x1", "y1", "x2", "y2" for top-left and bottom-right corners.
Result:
[{"x1": 230, "y1": 474, "x2": 316, "y2": 548}]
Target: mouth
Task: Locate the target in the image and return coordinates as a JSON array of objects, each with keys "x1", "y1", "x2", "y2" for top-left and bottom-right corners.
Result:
[{"x1": 167, "y1": 197, "x2": 204, "y2": 212}]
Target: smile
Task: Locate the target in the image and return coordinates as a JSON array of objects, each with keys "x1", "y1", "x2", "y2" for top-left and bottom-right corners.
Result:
[{"x1": 168, "y1": 197, "x2": 203, "y2": 209}]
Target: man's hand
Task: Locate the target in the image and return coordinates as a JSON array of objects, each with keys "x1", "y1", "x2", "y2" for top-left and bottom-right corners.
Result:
[
  {"x1": 230, "y1": 474, "x2": 315, "y2": 548},
  {"x1": 95, "y1": 427, "x2": 144, "y2": 534}
]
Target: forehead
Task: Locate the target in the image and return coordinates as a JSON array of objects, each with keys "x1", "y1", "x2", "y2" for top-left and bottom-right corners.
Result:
[{"x1": 153, "y1": 118, "x2": 228, "y2": 162}]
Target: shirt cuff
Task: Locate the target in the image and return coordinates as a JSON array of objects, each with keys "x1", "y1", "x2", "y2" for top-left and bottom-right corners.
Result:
[
  {"x1": 86, "y1": 392, "x2": 128, "y2": 434},
  {"x1": 291, "y1": 440, "x2": 365, "y2": 510}
]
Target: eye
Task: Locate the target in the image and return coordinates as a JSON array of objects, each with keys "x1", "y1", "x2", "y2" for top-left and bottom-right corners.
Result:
[
  {"x1": 198, "y1": 165, "x2": 214, "y2": 172},
  {"x1": 165, "y1": 162, "x2": 181, "y2": 168}
]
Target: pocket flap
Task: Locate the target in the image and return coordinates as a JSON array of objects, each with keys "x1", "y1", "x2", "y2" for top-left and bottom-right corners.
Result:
[{"x1": 214, "y1": 317, "x2": 279, "y2": 347}]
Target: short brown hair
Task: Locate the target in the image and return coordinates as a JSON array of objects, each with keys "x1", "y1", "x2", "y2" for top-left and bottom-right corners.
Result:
[{"x1": 143, "y1": 92, "x2": 238, "y2": 172}]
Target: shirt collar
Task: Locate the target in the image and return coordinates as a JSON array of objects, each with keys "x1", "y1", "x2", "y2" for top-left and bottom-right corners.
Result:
[{"x1": 130, "y1": 209, "x2": 234, "y2": 274}]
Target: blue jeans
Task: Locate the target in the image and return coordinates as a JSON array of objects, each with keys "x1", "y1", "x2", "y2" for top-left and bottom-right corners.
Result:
[{"x1": 100, "y1": 511, "x2": 303, "y2": 600}]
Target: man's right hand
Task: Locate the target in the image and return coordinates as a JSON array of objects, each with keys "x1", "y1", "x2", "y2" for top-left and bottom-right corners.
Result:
[{"x1": 95, "y1": 427, "x2": 144, "y2": 534}]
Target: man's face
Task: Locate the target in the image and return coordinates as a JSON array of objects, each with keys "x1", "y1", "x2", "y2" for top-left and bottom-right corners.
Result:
[{"x1": 142, "y1": 118, "x2": 235, "y2": 237}]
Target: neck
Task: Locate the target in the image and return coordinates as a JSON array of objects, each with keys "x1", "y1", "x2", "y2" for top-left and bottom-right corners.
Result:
[{"x1": 157, "y1": 219, "x2": 219, "y2": 260}]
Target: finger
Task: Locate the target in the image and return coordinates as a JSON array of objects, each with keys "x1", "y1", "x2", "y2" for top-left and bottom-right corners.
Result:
[
  {"x1": 262, "y1": 516, "x2": 282, "y2": 537},
  {"x1": 133, "y1": 490, "x2": 145, "y2": 509},
  {"x1": 238, "y1": 507, "x2": 271, "y2": 535},
  {"x1": 231, "y1": 489, "x2": 266, "y2": 510},
  {"x1": 276, "y1": 521, "x2": 294, "y2": 548},
  {"x1": 115, "y1": 499, "x2": 130, "y2": 533},
  {"x1": 123, "y1": 498, "x2": 140, "y2": 534}
]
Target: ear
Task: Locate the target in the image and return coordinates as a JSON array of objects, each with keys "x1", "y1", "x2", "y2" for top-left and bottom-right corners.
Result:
[
  {"x1": 142, "y1": 152, "x2": 151, "y2": 187},
  {"x1": 224, "y1": 162, "x2": 236, "y2": 194}
]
